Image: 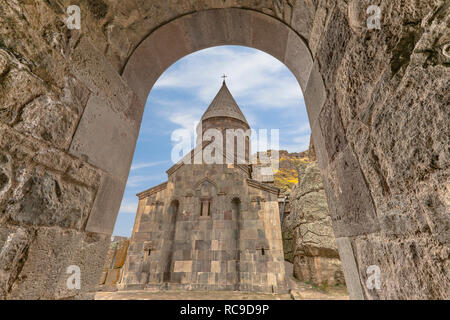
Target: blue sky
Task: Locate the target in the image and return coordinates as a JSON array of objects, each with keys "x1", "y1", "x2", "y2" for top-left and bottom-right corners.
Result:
[{"x1": 113, "y1": 45, "x2": 310, "y2": 237}]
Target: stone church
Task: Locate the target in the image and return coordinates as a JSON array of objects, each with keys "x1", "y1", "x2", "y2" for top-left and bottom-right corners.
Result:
[{"x1": 119, "y1": 81, "x2": 286, "y2": 293}]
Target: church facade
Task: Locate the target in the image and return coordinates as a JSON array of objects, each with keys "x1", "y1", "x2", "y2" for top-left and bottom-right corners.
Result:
[{"x1": 119, "y1": 82, "x2": 286, "y2": 293}]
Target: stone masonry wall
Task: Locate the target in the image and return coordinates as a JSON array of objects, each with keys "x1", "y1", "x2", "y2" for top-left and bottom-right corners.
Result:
[
  {"x1": 310, "y1": 0, "x2": 449, "y2": 299},
  {"x1": 0, "y1": 0, "x2": 448, "y2": 299},
  {"x1": 120, "y1": 164, "x2": 286, "y2": 293}
]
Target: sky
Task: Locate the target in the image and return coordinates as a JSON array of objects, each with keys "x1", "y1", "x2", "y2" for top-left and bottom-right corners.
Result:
[{"x1": 113, "y1": 45, "x2": 311, "y2": 237}]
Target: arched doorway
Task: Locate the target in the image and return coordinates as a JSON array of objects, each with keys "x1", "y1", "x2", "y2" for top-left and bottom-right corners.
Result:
[
  {"x1": 1, "y1": 2, "x2": 447, "y2": 300},
  {"x1": 108, "y1": 8, "x2": 366, "y2": 298}
]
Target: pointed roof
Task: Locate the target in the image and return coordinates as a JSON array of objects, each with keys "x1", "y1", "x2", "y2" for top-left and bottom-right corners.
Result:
[{"x1": 201, "y1": 81, "x2": 249, "y2": 125}]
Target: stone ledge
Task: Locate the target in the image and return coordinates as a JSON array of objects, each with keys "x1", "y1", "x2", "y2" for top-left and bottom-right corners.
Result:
[
  {"x1": 85, "y1": 173, "x2": 127, "y2": 235},
  {"x1": 304, "y1": 60, "x2": 327, "y2": 126},
  {"x1": 335, "y1": 237, "x2": 364, "y2": 300},
  {"x1": 69, "y1": 94, "x2": 138, "y2": 181},
  {"x1": 137, "y1": 182, "x2": 168, "y2": 200},
  {"x1": 284, "y1": 29, "x2": 313, "y2": 91},
  {"x1": 323, "y1": 146, "x2": 380, "y2": 237}
]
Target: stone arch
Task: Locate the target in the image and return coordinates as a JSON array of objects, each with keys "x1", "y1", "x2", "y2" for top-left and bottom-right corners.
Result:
[
  {"x1": 193, "y1": 177, "x2": 219, "y2": 195},
  {"x1": 74, "y1": 8, "x2": 384, "y2": 300},
  {"x1": 122, "y1": 8, "x2": 313, "y2": 110},
  {"x1": 72, "y1": 8, "x2": 313, "y2": 236},
  {"x1": 1, "y1": 1, "x2": 447, "y2": 300}
]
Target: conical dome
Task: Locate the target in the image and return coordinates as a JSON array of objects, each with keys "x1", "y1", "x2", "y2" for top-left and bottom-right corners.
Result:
[{"x1": 201, "y1": 81, "x2": 248, "y2": 125}]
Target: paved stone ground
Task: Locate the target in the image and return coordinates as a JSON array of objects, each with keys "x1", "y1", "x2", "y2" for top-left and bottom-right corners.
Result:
[{"x1": 95, "y1": 262, "x2": 349, "y2": 300}]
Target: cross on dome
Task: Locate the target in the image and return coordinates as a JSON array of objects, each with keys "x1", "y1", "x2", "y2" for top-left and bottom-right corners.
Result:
[{"x1": 200, "y1": 79, "x2": 248, "y2": 126}]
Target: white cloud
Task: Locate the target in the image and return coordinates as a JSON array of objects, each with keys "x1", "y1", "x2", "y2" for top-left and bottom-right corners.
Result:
[
  {"x1": 154, "y1": 46, "x2": 303, "y2": 110},
  {"x1": 280, "y1": 133, "x2": 311, "y2": 153},
  {"x1": 286, "y1": 123, "x2": 311, "y2": 135},
  {"x1": 292, "y1": 134, "x2": 311, "y2": 145},
  {"x1": 119, "y1": 201, "x2": 138, "y2": 214},
  {"x1": 126, "y1": 174, "x2": 166, "y2": 188},
  {"x1": 169, "y1": 113, "x2": 200, "y2": 132},
  {"x1": 147, "y1": 98, "x2": 202, "y2": 132},
  {"x1": 130, "y1": 160, "x2": 169, "y2": 171}
]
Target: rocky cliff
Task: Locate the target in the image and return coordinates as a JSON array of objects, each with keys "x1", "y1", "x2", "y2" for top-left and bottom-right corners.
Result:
[{"x1": 281, "y1": 148, "x2": 345, "y2": 286}]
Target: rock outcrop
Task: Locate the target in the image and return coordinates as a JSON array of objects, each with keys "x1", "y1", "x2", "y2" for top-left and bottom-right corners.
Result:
[{"x1": 283, "y1": 161, "x2": 345, "y2": 286}]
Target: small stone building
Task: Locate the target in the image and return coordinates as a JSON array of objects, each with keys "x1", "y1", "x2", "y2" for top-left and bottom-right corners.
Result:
[{"x1": 119, "y1": 82, "x2": 286, "y2": 293}]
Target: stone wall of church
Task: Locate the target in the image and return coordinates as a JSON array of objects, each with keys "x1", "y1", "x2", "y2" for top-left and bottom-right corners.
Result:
[{"x1": 119, "y1": 164, "x2": 286, "y2": 293}]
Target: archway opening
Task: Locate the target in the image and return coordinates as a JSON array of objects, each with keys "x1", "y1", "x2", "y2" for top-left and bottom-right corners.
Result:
[
  {"x1": 114, "y1": 45, "x2": 310, "y2": 238},
  {"x1": 2, "y1": 2, "x2": 447, "y2": 301},
  {"x1": 109, "y1": 41, "x2": 346, "y2": 298},
  {"x1": 75, "y1": 8, "x2": 361, "y2": 300}
]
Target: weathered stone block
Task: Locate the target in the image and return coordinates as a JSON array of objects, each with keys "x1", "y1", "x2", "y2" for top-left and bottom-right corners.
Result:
[
  {"x1": 122, "y1": 38, "x2": 162, "y2": 106},
  {"x1": 13, "y1": 95, "x2": 79, "y2": 149},
  {"x1": 415, "y1": 170, "x2": 450, "y2": 245},
  {"x1": 85, "y1": 173, "x2": 127, "y2": 235},
  {"x1": 223, "y1": 8, "x2": 252, "y2": 46},
  {"x1": 104, "y1": 269, "x2": 120, "y2": 286},
  {"x1": 69, "y1": 94, "x2": 138, "y2": 180},
  {"x1": 70, "y1": 37, "x2": 134, "y2": 117},
  {"x1": 324, "y1": 147, "x2": 380, "y2": 237},
  {"x1": 182, "y1": 9, "x2": 228, "y2": 51},
  {"x1": 284, "y1": 30, "x2": 313, "y2": 91},
  {"x1": 353, "y1": 234, "x2": 449, "y2": 300},
  {"x1": 6, "y1": 227, "x2": 109, "y2": 300},
  {"x1": 0, "y1": 65, "x2": 46, "y2": 126},
  {"x1": 304, "y1": 61, "x2": 327, "y2": 125},
  {"x1": 7, "y1": 167, "x2": 94, "y2": 229},
  {"x1": 318, "y1": 99, "x2": 348, "y2": 164},
  {"x1": 335, "y1": 237, "x2": 364, "y2": 300},
  {"x1": 250, "y1": 12, "x2": 289, "y2": 62},
  {"x1": 0, "y1": 226, "x2": 33, "y2": 299}
]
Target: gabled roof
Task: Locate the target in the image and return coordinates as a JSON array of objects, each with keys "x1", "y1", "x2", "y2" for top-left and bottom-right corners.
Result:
[
  {"x1": 136, "y1": 181, "x2": 168, "y2": 199},
  {"x1": 201, "y1": 81, "x2": 248, "y2": 125},
  {"x1": 246, "y1": 178, "x2": 280, "y2": 195},
  {"x1": 166, "y1": 139, "x2": 251, "y2": 177}
]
